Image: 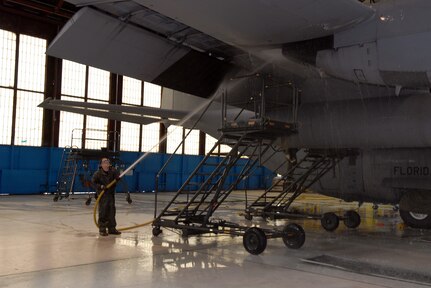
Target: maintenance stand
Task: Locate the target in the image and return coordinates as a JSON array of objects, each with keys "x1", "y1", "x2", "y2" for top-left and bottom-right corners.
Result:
[{"x1": 152, "y1": 74, "x2": 307, "y2": 254}]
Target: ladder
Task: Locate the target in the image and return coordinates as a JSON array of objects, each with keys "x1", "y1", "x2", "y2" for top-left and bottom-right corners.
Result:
[
  {"x1": 53, "y1": 146, "x2": 78, "y2": 201},
  {"x1": 246, "y1": 150, "x2": 343, "y2": 219},
  {"x1": 153, "y1": 133, "x2": 274, "y2": 232}
]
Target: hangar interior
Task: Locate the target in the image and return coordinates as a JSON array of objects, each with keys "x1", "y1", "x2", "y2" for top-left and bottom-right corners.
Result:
[
  {"x1": 0, "y1": 0, "x2": 272, "y2": 196},
  {"x1": 1, "y1": 1, "x2": 431, "y2": 288}
]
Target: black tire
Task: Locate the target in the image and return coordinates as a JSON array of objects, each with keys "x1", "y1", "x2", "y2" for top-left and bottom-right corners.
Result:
[
  {"x1": 243, "y1": 227, "x2": 267, "y2": 255},
  {"x1": 53, "y1": 195, "x2": 59, "y2": 202},
  {"x1": 321, "y1": 212, "x2": 339, "y2": 232},
  {"x1": 343, "y1": 210, "x2": 361, "y2": 229},
  {"x1": 126, "y1": 194, "x2": 133, "y2": 204},
  {"x1": 152, "y1": 226, "x2": 162, "y2": 237},
  {"x1": 85, "y1": 198, "x2": 92, "y2": 206},
  {"x1": 244, "y1": 213, "x2": 253, "y2": 221},
  {"x1": 399, "y1": 210, "x2": 431, "y2": 229},
  {"x1": 282, "y1": 223, "x2": 305, "y2": 249}
]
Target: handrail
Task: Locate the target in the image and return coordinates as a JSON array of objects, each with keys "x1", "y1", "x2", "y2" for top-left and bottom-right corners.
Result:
[{"x1": 154, "y1": 96, "x2": 216, "y2": 218}]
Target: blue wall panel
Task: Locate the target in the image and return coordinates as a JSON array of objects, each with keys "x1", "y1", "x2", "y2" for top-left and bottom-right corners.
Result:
[{"x1": 0, "y1": 145, "x2": 274, "y2": 195}]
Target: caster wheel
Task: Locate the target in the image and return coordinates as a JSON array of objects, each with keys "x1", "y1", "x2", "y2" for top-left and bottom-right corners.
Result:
[
  {"x1": 282, "y1": 223, "x2": 305, "y2": 249},
  {"x1": 53, "y1": 195, "x2": 59, "y2": 202},
  {"x1": 243, "y1": 227, "x2": 267, "y2": 255},
  {"x1": 244, "y1": 213, "x2": 253, "y2": 221},
  {"x1": 85, "y1": 198, "x2": 92, "y2": 206},
  {"x1": 152, "y1": 227, "x2": 162, "y2": 237},
  {"x1": 343, "y1": 210, "x2": 361, "y2": 229},
  {"x1": 126, "y1": 195, "x2": 133, "y2": 204},
  {"x1": 321, "y1": 212, "x2": 339, "y2": 232}
]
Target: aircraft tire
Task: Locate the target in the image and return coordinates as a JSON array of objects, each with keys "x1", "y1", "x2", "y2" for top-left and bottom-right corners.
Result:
[
  {"x1": 399, "y1": 210, "x2": 431, "y2": 229},
  {"x1": 243, "y1": 227, "x2": 267, "y2": 255},
  {"x1": 321, "y1": 212, "x2": 339, "y2": 232},
  {"x1": 343, "y1": 210, "x2": 361, "y2": 229},
  {"x1": 282, "y1": 223, "x2": 305, "y2": 249}
]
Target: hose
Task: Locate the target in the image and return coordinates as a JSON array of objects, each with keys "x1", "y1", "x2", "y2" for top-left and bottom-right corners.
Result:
[{"x1": 93, "y1": 178, "x2": 153, "y2": 231}]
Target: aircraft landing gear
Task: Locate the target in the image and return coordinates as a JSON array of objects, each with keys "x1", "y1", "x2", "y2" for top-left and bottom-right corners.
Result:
[{"x1": 399, "y1": 210, "x2": 431, "y2": 229}]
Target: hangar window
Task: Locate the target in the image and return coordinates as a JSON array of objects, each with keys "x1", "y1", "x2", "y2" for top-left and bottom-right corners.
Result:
[
  {"x1": 0, "y1": 29, "x2": 15, "y2": 88},
  {"x1": 121, "y1": 76, "x2": 142, "y2": 152},
  {"x1": 0, "y1": 30, "x2": 46, "y2": 146},
  {"x1": 184, "y1": 129, "x2": 200, "y2": 155},
  {"x1": 205, "y1": 134, "x2": 232, "y2": 155},
  {"x1": 0, "y1": 88, "x2": 14, "y2": 145},
  {"x1": 85, "y1": 67, "x2": 109, "y2": 150},
  {"x1": 167, "y1": 125, "x2": 183, "y2": 154},
  {"x1": 120, "y1": 77, "x2": 162, "y2": 152},
  {"x1": 143, "y1": 82, "x2": 161, "y2": 107},
  {"x1": 0, "y1": 29, "x2": 15, "y2": 145},
  {"x1": 14, "y1": 35, "x2": 46, "y2": 146},
  {"x1": 58, "y1": 63, "x2": 109, "y2": 149},
  {"x1": 142, "y1": 122, "x2": 160, "y2": 152},
  {"x1": 166, "y1": 125, "x2": 200, "y2": 155},
  {"x1": 58, "y1": 60, "x2": 86, "y2": 147},
  {"x1": 141, "y1": 82, "x2": 161, "y2": 152}
]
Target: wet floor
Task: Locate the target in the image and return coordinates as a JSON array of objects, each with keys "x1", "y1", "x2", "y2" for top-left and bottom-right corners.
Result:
[{"x1": 1, "y1": 191, "x2": 431, "y2": 288}]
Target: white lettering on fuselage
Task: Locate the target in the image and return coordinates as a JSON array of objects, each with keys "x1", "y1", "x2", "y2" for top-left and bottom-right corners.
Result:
[{"x1": 393, "y1": 166, "x2": 430, "y2": 176}]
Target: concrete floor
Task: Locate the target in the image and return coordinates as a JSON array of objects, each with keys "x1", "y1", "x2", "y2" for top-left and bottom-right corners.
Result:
[{"x1": 1, "y1": 191, "x2": 431, "y2": 288}]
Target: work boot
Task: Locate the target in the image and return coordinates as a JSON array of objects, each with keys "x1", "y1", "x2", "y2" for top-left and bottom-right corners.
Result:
[
  {"x1": 108, "y1": 228, "x2": 121, "y2": 235},
  {"x1": 99, "y1": 229, "x2": 108, "y2": 236}
]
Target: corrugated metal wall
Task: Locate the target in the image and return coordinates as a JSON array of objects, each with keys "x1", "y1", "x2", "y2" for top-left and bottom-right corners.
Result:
[{"x1": 0, "y1": 145, "x2": 274, "y2": 195}]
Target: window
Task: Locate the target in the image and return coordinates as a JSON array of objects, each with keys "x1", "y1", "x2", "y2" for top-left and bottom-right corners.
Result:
[
  {"x1": 85, "y1": 67, "x2": 109, "y2": 149},
  {"x1": 120, "y1": 76, "x2": 142, "y2": 151},
  {"x1": 0, "y1": 88, "x2": 14, "y2": 144},
  {"x1": 0, "y1": 30, "x2": 46, "y2": 146},
  {"x1": 184, "y1": 129, "x2": 200, "y2": 155},
  {"x1": 59, "y1": 63, "x2": 110, "y2": 149},
  {"x1": 14, "y1": 91, "x2": 44, "y2": 146},
  {"x1": 0, "y1": 29, "x2": 16, "y2": 88},
  {"x1": 0, "y1": 30, "x2": 16, "y2": 145},
  {"x1": 167, "y1": 125, "x2": 183, "y2": 154},
  {"x1": 205, "y1": 134, "x2": 231, "y2": 155},
  {"x1": 17, "y1": 35, "x2": 46, "y2": 92},
  {"x1": 59, "y1": 60, "x2": 86, "y2": 147},
  {"x1": 143, "y1": 82, "x2": 161, "y2": 107},
  {"x1": 142, "y1": 122, "x2": 160, "y2": 152}
]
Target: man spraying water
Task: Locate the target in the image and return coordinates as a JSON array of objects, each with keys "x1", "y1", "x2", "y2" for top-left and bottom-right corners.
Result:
[{"x1": 92, "y1": 157, "x2": 121, "y2": 236}]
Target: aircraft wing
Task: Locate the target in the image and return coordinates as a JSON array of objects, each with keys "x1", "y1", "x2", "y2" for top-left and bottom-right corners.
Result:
[
  {"x1": 38, "y1": 98, "x2": 187, "y2": 125},
  {"x1": 47, "y1": 0, "x2": 374, "y2": 97}
]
